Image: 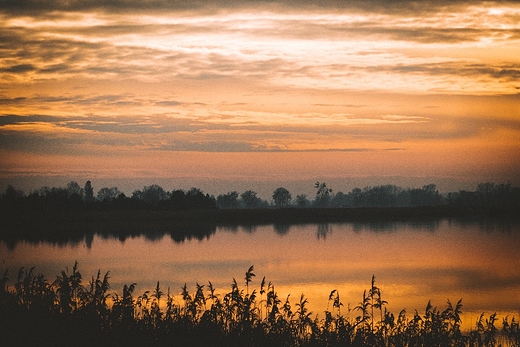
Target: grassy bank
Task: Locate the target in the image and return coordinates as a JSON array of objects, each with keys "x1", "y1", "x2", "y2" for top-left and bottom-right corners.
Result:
[{"x1": 1, "y1": 263, "x2": 518, "y2": 347}]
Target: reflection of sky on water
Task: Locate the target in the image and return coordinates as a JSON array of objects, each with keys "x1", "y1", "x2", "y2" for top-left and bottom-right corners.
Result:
[{"x1": 2, "y1": 219, "x2": 519, "y2": 330}]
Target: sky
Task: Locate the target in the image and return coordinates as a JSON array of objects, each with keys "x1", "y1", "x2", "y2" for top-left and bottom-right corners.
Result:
[{"x1": 1, "y1": 0, "x2": 520, "y2": 197}]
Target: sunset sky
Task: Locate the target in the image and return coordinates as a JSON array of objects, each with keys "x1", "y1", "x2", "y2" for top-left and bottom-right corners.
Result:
[{"x1": 1, "y1": 0, "x2": 519, "y2": 197}]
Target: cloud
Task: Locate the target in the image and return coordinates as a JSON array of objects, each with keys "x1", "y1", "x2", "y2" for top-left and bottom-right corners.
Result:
[
  {"x1": 154, "y1": 100, "x2": 182, "y2": 107},
  {"x1": 1, "y1": 0, "x2": 517, "y2": 15},
  {"x1": 0, "y1": 114, "x2": 63, "y2": 126},
  {"x1": 2, "y1": 2, "x2": 519, "y2": 97},
  {"x1": 1, "y1": 0, "x2": 519, "y2": 178},
  {"x1": 0, "y1": 96, "x2": 27, "y2": 105},
  {"x1": 384, "y1": 62, "x2": 520, "y2": 82},
  {"x1": 4, "y1": 109, "x2": 519, "y2": 156},
  {"x1": 157, "y1": 141, "x2": 255, "y2": 152},
  {"x1": 0, "y1": 64, "x2": 37, "y2": 73}
]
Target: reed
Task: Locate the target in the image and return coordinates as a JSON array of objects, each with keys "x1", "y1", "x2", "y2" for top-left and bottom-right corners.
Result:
[{"x1": 1, "y1": 263, "x2": 518, "y2": 347}]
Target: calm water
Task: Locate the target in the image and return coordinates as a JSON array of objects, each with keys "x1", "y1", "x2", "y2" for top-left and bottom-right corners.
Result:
[{"x1": 2, "y1": 219, "x2": 520, "y2": 330}]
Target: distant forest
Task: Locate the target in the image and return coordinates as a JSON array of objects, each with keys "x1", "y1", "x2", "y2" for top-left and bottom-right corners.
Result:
[
  {"x1": 2, "y1": 180, "x2": 519, "y2": 213},
  {"x1": 1, "y1": 180, "x2": 519, "y2": 246}
]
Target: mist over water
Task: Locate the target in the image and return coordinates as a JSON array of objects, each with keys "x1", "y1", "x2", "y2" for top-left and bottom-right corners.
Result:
[{"x1": 2, "y1": 219, "x2": 519, "y2": 331}]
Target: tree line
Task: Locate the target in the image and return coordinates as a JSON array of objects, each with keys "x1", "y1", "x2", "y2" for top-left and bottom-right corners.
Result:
[{"x1": 1, "y1": 180, "x2": 519, "y2": 213}]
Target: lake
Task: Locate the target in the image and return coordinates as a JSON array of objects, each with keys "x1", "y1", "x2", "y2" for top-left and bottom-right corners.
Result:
[{"x1": 2, "y1": 218, "x2": 519, "y2": 331}]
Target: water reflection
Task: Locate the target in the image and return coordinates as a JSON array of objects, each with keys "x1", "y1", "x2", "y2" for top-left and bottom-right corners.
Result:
[
  {"x1": 4, "y1": 217, "x2": 511, "y2": 250},
  {"x1": 1, "y1": 225, "x2": 219, "y2": 250},
  {"x1": 351, "y1": 220, "x2": 440, "y2": 233},
  {"x1": 1, "y1": 219, "x2": 519, "y2": 332},
  {"x1": 317, "y1": 224, "x2": 332, "y2": 239},
  {"x1": 274, "y1": 223, "x2": 291, "y2": 235}
]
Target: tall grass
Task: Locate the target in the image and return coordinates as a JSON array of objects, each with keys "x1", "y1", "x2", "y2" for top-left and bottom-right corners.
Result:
[{"x1": 1, "y1": 264, "x2": 518, "y2": 347}]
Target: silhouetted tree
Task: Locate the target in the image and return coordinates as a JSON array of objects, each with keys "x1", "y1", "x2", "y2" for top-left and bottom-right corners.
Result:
[
  {"x1": 241, "y1": 190, "x2": 262, "y2": 209},
  {"x1": 364, "y1": 185, "x2": 400, "y2": 207},
  {"x1": 477, "y1": 182, "x2": 512, "y2": 210},
  {"x1": 296, "y1": 194, "x2": 310, "y2": 208},
  {"x1": 1, "y1": 185, "x2": 25, "y2": 212},
  {"x1": 132, "y1": 184, "x2": 167, "y2": 206},
  {"x1": 331, "y1": 191, "x2": 349, "y2": 207},
  {"x1": 272, "y1": 187, "x2": 292, "y2": 208},
  {"x1": 447, "y1": 190, "x2": 479, "y2": 210},
  {"x1": 2, "y1": 185, "x2": 24, "y2": 201},
  {"x1": 351, "y1": 187, "x2": 364, "y2": 207},
  {"x1": 84, "y1": 180, "x2": 94, "y2": 202},
  {"x1": 314, "y1": 182, "x2": 332, "y2": 207},
  {"x1": 2, "y1": 180, "x2": 519, "y2": 218},
  {"x1": 217, "y1": 191, "x2": 239, "y2": 209},
  {"x1": 160, "y1": 188, "x2": 216, "y2": 210},
  {"x1": 96, "y1": 187, "x2": 122, "y2": 202},
  {"x1": 349, "y1": 185, "x2": 401, "y2": 207},
  {"x1": 186, "y1": 187, "x2": 204, "y2": 208},
  {"x1": 35, "y1": 186, "x2": 70, "y2": 209},
  {"x1": 168, "y1": 189, "x2": 187, "y2": 210},
  {"x1": 185, "y1": 187, "x2": 216, "y2": 209},
  {"x1": 409, "y1": 184, "x2": 441, "y2": 206},
  {"x1": 66, "y1": 181, "x2": 83, "y2": 199}
]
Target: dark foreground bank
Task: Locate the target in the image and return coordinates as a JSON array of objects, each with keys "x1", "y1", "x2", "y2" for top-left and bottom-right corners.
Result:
[{"x1": 1, "y1": 263, "x2": 518, "y2": 347}]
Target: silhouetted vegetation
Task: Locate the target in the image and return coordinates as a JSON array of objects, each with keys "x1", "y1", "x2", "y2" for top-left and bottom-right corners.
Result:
[
  {"x1": 1, "y1": 263, "x2": 518, "y2": 347},
  {"x1": 3, "y1": 180, "x2": 519, "y2": 212},
  {"x1": 272, "y1": 187, "x2": 292, "y2": 208},
  {"x1": 1, "y1": 181, "x2": 519, "y2": 246}
]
